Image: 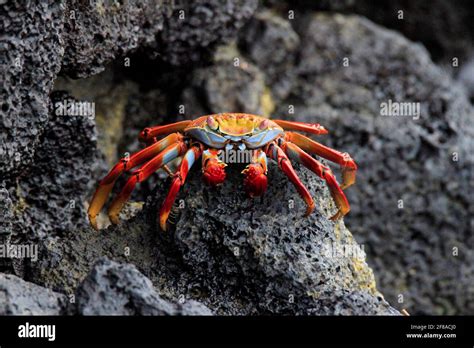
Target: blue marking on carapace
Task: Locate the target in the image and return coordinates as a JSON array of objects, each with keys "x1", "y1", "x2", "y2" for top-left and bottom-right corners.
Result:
[
  {"x1": 187, "y1": 129, "x2": 227, "y2": 148},
  {"x1": 245, "y1": 129, "x2": 283, "y2": 149}
]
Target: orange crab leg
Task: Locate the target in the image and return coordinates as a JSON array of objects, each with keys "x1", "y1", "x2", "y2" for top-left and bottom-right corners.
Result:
[
  {"x1": 159, "y1": 145, "x2": 203, "y2": 231},
  {"x1": 265, "y1": 142, "x2": 315, "y2": 216},
  {"x1": 242, "y1": 149, "x2": 268, "y2": 197},
  {"x1": 139, "y1": 120, "x2": 192, "y2": 142},
  {"x1": 273, "y1": 120, "x2": 328, "y2": 136},
  {"x1": 284, "y1": 132, "x2": 357, "y2": 189},
  {"x1": 88, "y1": 133, "x2": 183, "y2": 230},
  {"x1": 281, "y1": 141, "x2": 350, "y2": 220},
  {"x1": 107, "y1": 141, "x2": 188, "y2": 225}
]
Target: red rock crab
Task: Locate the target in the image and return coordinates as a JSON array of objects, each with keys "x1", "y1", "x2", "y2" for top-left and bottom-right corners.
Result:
[{"x1": 88, "y1": 113, "x2": 357, "y2": 231}]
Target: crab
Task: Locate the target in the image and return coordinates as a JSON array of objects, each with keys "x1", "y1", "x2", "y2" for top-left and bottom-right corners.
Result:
[{"x1": 88, "y1": 113, "x2": 357, "y2": 231}]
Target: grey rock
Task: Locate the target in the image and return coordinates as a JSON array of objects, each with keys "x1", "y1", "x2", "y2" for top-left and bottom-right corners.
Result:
[
  {"x1": 181, "y1": 53, "x2": 266, "y2": 117},
  {"x1": 156, "y1": 0, "x2": 258, "y2": 66},
  {"x1": 457, "y1": 57, "x2": 474, "y2": 101},
  {"x1": 0, "y1": 273, "x2": 67, "y2": 315},
  {"x1": 0, "y1": 187, "x2": 14, "y2": 272},
  {"x1": 75, "y1": 258, "x2": 212, "y2": 316},
  {"x1": 254, "y1": 13, "x2": 474, "y2": 314},
  {"x1": 12, "y1": 91, "x2": 99, "y2": 240},
  {"x1": 1, "y1": 0, "x2": 64, "y2": 178},
  {"x1": 6, "y1": 2, "x2": 465, "y2": 317},
  {"x1": 239, "y1": 10, "x2": 300, "y2": 99},
  {"x1": 145, "y1": 164, "x2": 398, "y2": 315},
  {"x1": 349, "y1": 0, "x2": 474, "y2": 65},
  {"x1": 1, "y1": 0, "x2": 257, "y2": 179},
  {"x1": 25, "y1": 164, "x2": 398, "y2": 315},
  {"x1": 0, "y1": 187, "x2": 13, "y2": 238},
  {"x1": 61, "y1": 0, "x2": 173, "y2": 78},
  {"x1": 271, "y1": 0, "x2": 474, "y2": 65}
]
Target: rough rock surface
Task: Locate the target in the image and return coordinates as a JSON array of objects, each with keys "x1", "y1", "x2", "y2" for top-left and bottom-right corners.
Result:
[
  {"x1": 239, "y1": 10, "x2": 300, "y2": 100},
  {"x1": 349, "y1": 0, "x2": 474, "y2": 65},
  {"x1": 155, "y1": 0, "x2": 259, "y2": 66},
  {"x1": 1, "y1": 0, "x2": 258, "y2": 280},
  {"x1": 1, "y1": 1, "x2": 64, "y2": 178},
  {"x1": 74, "y1": 258, "x2": 212, "y2": 315},
  {"x1": 0, "y1": 187, "x2": 14, "y2": 239},
  {"x1": 11, "y1": 92, "x2": 99, "y2": 240},
  {"x1": 146, "y1": 164, "x2": 399, "y2": 315},
  {"x1": 181, "y1": 49, "x2": 267, "y2": 117},
  {"x1": 237, "y1": 13, "x2": 473, "y2": 314},
  {"x1": 61, "y1": 0, "x2": 173, "y2": 78},
  {"x1": 1, "y1": 0, "x2": 257, "y2": 178},
  {"x1": 2, "y1": 1, "x2": 470, "y2": 317},
  {"x1": 271, "y1": 0, "x2": 474, "y2": 65},
  {"x1": 0, "y1": 273, "x2": 67, "y2": 315},
  {"x1": 27, "y1": 163, "x2": 398, "y2": 315}
]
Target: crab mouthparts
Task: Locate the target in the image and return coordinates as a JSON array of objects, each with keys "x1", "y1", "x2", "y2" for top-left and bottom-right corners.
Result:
[{"x1": 225, "y1": 143, "x2": 247, "y2": 152}]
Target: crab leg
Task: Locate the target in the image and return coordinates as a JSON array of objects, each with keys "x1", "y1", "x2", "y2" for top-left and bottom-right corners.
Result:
[
  {"x1": 265, "y1": 142, "x2": 315, "y2": 216},
  {"x1": 242, "y1": 149, "x2": 268, "y2": 197},
  {"x1": 139, "y1": 120, "x2": 192, "y2": 143},
  {"x1": 107, "y1": 141, "x2": 188, "y2": 225},
  {"x1": 284, "y1": 132, "x2": 357, "y2": 189},
  {"x1": 281, "y1": 141, "x2": 350, "y2": 221},
  {"x1": 159, "y1": 145, "x2": 203, "y2": 231},
  {"x1": 273, "y1": 120, "x2": 328, "y2": 136},
  {"x1": 88, "y1": 133, "x2": 183, "y2": 230}
]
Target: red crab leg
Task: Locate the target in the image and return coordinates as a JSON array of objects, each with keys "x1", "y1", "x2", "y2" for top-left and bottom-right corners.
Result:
[
  {"x1": 284, "y1": 132, "x2": 357, "y2": 189},
  {"x1": 265, "y1": 142, "x2": 315, "y2": 216},
  {"x1": 107, "y1": 141, "x2": 188, "y2": 225},
  {"x1": 88, "y1": 133, "x2": 183, "y2": 230},
  {"x1": 159, "y1": 145, "x2": 203, "y2": 231},
  {"x1": 281, "y1": 141, "x2": 350, "y2": 221},
  {"x1": 273, "y1": 120, "x2": 329, "y2": 136},
  {"x1": 139, "y1": 120, "x2": 192, "y2": 143},
  {"x1": 242, "y1": 149, "x2": 268, "y2": 197}
]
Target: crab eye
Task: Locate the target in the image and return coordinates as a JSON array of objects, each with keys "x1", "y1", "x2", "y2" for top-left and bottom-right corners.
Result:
[
  {"x1": 207, "y1": 116, "x2": 218, "y2": 130},
  {"x1": 259, "y1": 119, "x2": 269, "y2": 130}
]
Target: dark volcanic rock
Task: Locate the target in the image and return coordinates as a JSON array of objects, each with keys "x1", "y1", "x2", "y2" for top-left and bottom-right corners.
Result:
[
  {"x1": 181, "y1": 51, "x2": 267, "y2": 117},
  {"x1": 457, "y1": 57, "x2": 474, "y2": 102},
  {"x1": 147, "y1": 164, "x2": 399, "y2": 315},
  {"x1": 0, "y1": 273, "x2": 67, "y2": 315},
  {"x1": 0, "y1": 187, "x2": 13, "y2": 239},
  {"x1": 1, "y1": 0, "x2": 257, "y2": 179},
  {"x1": 350, "y1": 0, "x2": 474, "y2": 65},
  {"x1": 60, "y1": 0, "x2": 173, "y2": 78},
  {"x1": 13, "y1": 91, "x2": 99, "y2": 240},
  {"x1": 239, "y1": 10, "x2": 300, "y2": 100},
  {"x1": 271, "y1": 0, "x2": 474, "y2": 65},
  {"x1": 255, "y1": 13, "x2": 474, "y2": 314},
  {"x1": 74, "y1": 258, "x2": 212, "y2": 315},
  {"x1": 5, "y1": 0, "x2": 468, "y2": 317},
  {"x1": 2, "y1": 0, "x2": 258, "y2": 280},
  {"x1": 28, "y1": 160, "x2": 398, "y2": 315},
  {"x1": 0, "y1": 1, "x2": 64, "y2": 178},
  {"x1": 156, "y1": 0, "x2": 258, "y2": 66}
]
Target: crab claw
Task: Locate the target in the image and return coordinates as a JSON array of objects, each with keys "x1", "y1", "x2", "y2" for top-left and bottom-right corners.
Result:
[
  {"x1": 203, "y1": 159, "x2": 227, "y2": 186},
  {"x1": 242, "y1": 164, "x2": 268, "y2": 197}
]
